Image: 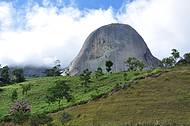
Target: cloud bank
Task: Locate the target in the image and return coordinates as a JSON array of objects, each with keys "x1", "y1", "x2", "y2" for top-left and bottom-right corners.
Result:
[{"x1": 0, "y1": 0, "x2": 190, "y2": 67}]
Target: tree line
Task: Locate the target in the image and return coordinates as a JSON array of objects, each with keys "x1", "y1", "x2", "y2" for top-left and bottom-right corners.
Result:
[{"x1": 0, "y1": 66, "x2": 25, "y2": 85}]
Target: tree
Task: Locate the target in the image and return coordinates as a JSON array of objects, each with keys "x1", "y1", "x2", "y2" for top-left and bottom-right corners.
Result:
[
  {"x1": 95, "y1": 67, "x2": 103, "y2": 80},
  {"x1": 46, "y1": 60, "x2": 62, "y2": 76},
  {"x1": 47, "y1": 81, "x2": 72, "y2": 109},
  {"x1": 171, "y1": 49, "x2": 180, "y2": 63},
  {"x1": 21, "y1": 84, "x2": 31, "y2": 95},
  {"x1": 0, "y1": 66, "x2": 10, "y2": 83},
  {"x1": 161, "y1": 56, "x2": 175, "y2": 68},
  {"x1": 125, "y1": 57, "x2": 144, "y2": 71},
  {"x1": 183, "y1": 53, "x2": 190, "y2": 63},
  {"x1": 11, "y1": 89, "x2": 18, "y2": 102},
  {"x1": 80, "y1": 69, "x2": 92, "y2": 88},
  {"x1": 105, "y1": 60, "x2": 113, "y2": 73},
  {"x1": 12, "y1": 68, "x2": 25, "y2": 83}
]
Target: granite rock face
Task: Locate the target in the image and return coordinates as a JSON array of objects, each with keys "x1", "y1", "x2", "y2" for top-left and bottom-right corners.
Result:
[{"x1": 69, "y1": 23, "x2": 160, "y2": 75}]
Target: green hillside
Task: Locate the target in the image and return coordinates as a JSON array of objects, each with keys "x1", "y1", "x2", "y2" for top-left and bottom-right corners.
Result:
[
  {"x1": 0, "y1": 68, "x2": 154, "y2": 119},
  {"x1": 50, "y1": 66, "x2": 190, "y2": 126},
  {"x1": 1, "y1": 65, "x2": 190, "y2": 126}
]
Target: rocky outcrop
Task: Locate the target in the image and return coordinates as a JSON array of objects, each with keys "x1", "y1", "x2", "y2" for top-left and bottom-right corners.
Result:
[{"x1": 69, "y1": 23, "x2": 160, "y2": 75}]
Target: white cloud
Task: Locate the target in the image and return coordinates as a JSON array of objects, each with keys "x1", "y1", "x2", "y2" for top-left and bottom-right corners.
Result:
[
  {"x1": 0, "y1": 3, "x2": 116, "y2": 66},
  {"x1": 0, "y1": 2, "x2": 12, "y2": 31},
  {"x1": 118, "y1": 0, "x2": 190, "y2": 58},
  {"x1": 0, "y1": 0, "x2": 190, "y2": 67}
]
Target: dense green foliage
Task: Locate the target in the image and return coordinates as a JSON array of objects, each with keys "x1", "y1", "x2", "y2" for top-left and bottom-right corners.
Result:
[
  {"x1": 45, "y1": 60, "x2": 62, "y2": 76},
  {"x1": 45, "y1": 66, "x2": 62, "y2": 76},
  {"x1": 171, "y1": 49, "x2": 180, "y2": 62},
  {"x1": 95, "y1": 67, "x2": 104, "y2": 80},
  {"x1": 162, "y1": 49, "x2": 181, "y2": 68},
  {"x1": 12, "y1": 68, "x2": 25, "y2": 83},
  {"x1": 21, "y1": 84, "x2": 31, "y2": 95},
  {"x1": 161, "y1": 56, "x2": 175, "y2": 68},
  {"x1": 105, "y1": 60, "x2": 113, "y2": 72},
  {"x1": 0, "y1": 66, "x2": 10, "y2": 83},
  {"x1": 47, "y1": 81, "x2": 72, "y2": 108},
  {"x1": 0, "y1": 66, "x2": 25, "y2": 86},
  {"x1": 79, "y1": 69, "x2": 92, "y2": 88},
  {"x1": 125, "y1": 57, "x2": 144, "y2": 71},
  {"x1": 11, "y1": 89, "x2": 18, "y2": 102}
]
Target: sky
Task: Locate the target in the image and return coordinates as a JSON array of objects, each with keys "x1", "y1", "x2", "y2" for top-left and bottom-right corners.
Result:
[{"x1": 0, "y1": 0, "x2": 190, "y2": 67}]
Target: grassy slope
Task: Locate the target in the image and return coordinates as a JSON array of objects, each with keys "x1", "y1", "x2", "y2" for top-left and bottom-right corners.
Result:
[
  {"x1": 0, "y1": 70, "x2": 149, "y2": 119},
  {"x1": 50, "y1": 66, "x2": 190, "y2": 126}
]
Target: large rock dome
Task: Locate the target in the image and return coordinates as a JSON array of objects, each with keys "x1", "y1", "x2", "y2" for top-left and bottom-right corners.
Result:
[{"x1": 69, "y1": 23, "x2": 160, "y2": 75}]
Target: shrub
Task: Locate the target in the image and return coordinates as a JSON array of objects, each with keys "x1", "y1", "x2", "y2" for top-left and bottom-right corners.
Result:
[
  {"x1": 45, "y1": 60, "x2": 62, "y2": 76},
  {"x1": 21, "y1": 84, "x2": 31, "y2": 95},
  {"x1": 10, "y1": 100, "x2": 31, "y2": 124},
  {"x1": 30, "y1": 113, "x2": 53, "y2": 126},
  {"x1": 171, "y1": 49, "x2": 180, "y2": 62},
  {"x1": 0, "y1": 66, "x2": 10, "y2": 83},
  {"x1": 80, "y1": 69, "x2": 92, "y2": 88},
  {"x1": 91, "y1": 93, "x2": 106, "y2": 101},
  {"x1": 12, "y1": 68, "x2": 25, "y2": 83},
  {"x1": 47, "y1": 81, "x2": 72, "y2": 109},
  {"x1": 125, "y1": 57, "x2": 144, "y2": 71},
  {"x1": 161, "y1": 57, "x2": 175, "y2": 68},
  {"x1": 95, "y1": 67, "x2": 103, "y2": 80},
  {"x1": 105, "y1": 60, "x2": 113, "y2": 73},
  {"x1": 11, "y1": 89, "x2": 18, "y2": 102}
]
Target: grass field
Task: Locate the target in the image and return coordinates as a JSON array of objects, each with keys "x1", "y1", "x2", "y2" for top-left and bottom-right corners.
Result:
[
  {"x1": 0, "y1": 69, "x2": 154, "y2": 120},
  {"x1": 1, "y1": 66, "x2": 190, "y2": 126},
  {"x1": 49, "y1": 66, "x2": 190, "y2": 126}
]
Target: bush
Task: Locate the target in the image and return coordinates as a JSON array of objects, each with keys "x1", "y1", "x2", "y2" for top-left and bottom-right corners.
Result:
[
  {"x1": 47, "y1": 80, "x2": 73, "y2": 109},
  {"x1": 12, "y1": 68, "x2": 25, "y2": 83},
  {"x1": 91, "y1": 93, "x2": 106, "y2": 101},
  {"x1": 95, "y1": 67, "x2": 104, "y2": 80},
  {"x1": 80, "y1": 69, "x2": 92, "y2": 88},
  {"x1": 11, "y1": 111, "x2": 30, "y2": 124},
  {"x1": 11, "y1": 89, "x2": 18, "y2": 102},
  {"x1": 30, "y1": 113, "x2": 53, "y2": 126},
  {"x1": 0, "y1": 66, "x2": 10, "y2": 83},
  {"x1": 125, "y1": 57, "x2": 144, "y2": 71},
  {"x1": 10, "y1": 100, "x2": 31, "y2": 124},
  {"x1": 105, "y1": 60, "x2": 113, "y2": 73},
  {"x1": 161, "y1": 56, "x2": 175, "y2": 68},
  {"x1": 21, "y1": 84, "x2": 31, "y2": 95}
]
